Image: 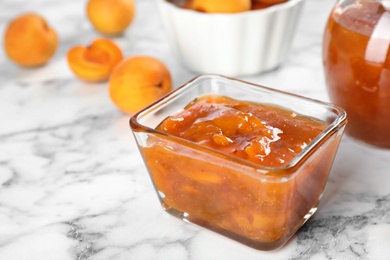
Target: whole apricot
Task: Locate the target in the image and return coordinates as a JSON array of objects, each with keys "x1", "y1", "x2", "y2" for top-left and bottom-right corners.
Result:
[
  {"x1": 87, "y1": 0, "x2": 135, "y2": 36},
  {"x1": 109, "y1": 56, "x2": 172, "y2": 114},
  {"x1": 67, "y1": 38, "x2": 123, "y2": 82},
  {"x1": 4, "y1": 13, "x2": 58, "y2": 67},
  {"x1": 191, "y1": 0, "x2": 251, "y2": 13}
]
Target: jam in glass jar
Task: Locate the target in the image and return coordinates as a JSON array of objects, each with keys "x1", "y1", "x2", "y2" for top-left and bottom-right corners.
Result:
[{"x1": 323, "y1": 0, "x2": 390, "y2": 148}]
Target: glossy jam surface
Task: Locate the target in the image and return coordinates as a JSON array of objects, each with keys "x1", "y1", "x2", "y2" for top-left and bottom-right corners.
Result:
[
  {"x1": 323, "y1": 1, "x2": 390, "y2": 147},
  {"x1": 157, "y1": 95, "x2": 326, "y2": 167},
  {"x1": 140, "y1": 94, "x2": 339, "y2": 250}
]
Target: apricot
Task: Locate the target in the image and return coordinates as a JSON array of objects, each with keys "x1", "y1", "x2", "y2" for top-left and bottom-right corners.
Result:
[
  {"x1": 191, "y1": 0, "x2": 251, "y2": 13},
  {"x1": 87, "y1": 0, "x2": 135, "y2": 36},
  {"x1": 67, "y1": 38, "x2": 123, "y2": 82},
  {"x1": 251, "y1": 2, "x2": 270, "y2": 10},
  {"x1": 109, "y1": 56, "x2": 172, "y2": 114},
  {"x1": 3, "y1": 13, "x2": 58, "y2": 67},
  {"x1": 252, "y1": 0, "x2": 287, "y2": 6}
]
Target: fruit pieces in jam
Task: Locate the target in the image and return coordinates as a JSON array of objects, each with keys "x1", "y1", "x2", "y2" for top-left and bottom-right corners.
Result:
[
  {"x1": 157, "y1": 95, "x2": 326, "y2": 167},
  {"x1": 141, "y1": 94, "x2": 338, "y2": 250}
]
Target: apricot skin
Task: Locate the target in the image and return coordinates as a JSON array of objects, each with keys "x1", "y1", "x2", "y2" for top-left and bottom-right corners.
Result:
[
  {"x1": 109, "y1": 56, "x2": 172, "y2": 114},
  {"x1": 87, "y1": 0, "x2": 135, "y2": 36},
  {"x1": 252, "y1": 0, "x2": 287, "y2": 6},
  {"x1": 4, "y1": 13, "x2": 58, "y2": 67},
  {"x1": 67, "y1": 38, "x2": 123, "y2": 82},
  {"x1": 191, "y1": 0, "x2": 251, "y2": 13}
]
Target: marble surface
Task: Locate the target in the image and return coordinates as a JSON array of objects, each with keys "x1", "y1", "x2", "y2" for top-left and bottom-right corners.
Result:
[{"x1": 1, "y1": 0, "x2": 390, "y2": 259}]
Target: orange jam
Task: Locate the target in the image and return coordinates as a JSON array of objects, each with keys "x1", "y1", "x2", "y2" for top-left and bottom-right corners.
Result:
[
  {"x1": 323, "y1": 1, "x2": 390, "y2": 147},
  {"x1": 157, "y1": 95, "x2": 326, "y2": 167},
  {"x1": 141, "y1": 94, "x2": 337, "y2": 249}
]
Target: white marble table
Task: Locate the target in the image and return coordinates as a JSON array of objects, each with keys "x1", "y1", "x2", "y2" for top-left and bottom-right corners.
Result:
[{"x1": 1, "y1": 0, "x2": 390, "y2": 259}]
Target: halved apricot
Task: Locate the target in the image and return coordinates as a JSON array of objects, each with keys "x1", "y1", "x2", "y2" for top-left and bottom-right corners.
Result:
[{"x1": 67, "y1": 38, "x2": 123, "y2": 82}]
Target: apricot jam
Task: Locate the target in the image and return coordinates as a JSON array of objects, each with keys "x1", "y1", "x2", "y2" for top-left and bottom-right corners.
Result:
[
  {"x1": 138, "y1": 94, "x2": 341, "y2": 249},
  {"x1": 157, "y1": 95, "x2": 326, "y2": 167},
  {"x1": 323, "y1": 1, "x2": 390, "y2": 147}
]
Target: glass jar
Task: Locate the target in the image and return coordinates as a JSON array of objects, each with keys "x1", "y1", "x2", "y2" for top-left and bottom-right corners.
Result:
[{"x1": 323, "y1": 0, "x2": 390, "y2": 148}]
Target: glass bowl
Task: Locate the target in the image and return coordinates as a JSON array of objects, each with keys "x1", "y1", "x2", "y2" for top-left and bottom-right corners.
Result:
[
  {"x1": 130, "y1": 75, "x2": 347, "y2": 250},
  {"x1": 156, "y1": 0, "x2": 305, "y2": 76}
]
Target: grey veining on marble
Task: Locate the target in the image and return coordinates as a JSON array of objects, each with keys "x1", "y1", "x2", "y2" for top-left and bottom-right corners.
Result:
[{"x1": 1, "y1": 0, "x2": 390, "y2": 259}]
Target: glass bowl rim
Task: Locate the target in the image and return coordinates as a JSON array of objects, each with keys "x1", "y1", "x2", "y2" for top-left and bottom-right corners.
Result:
[{"x1": 130, "y1": 74, "x2": 347, "y2": 175}]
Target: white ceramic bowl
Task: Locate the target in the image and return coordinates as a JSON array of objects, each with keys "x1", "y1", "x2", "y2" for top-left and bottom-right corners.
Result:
[{"x1": 156, "y1": 0, "x2": 305, "y2": 76}]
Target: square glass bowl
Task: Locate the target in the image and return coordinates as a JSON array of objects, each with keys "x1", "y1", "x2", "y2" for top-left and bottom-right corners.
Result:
[
  {"x1": 156, "y1": 0, "x2": 305, "y2": 76},
  {"x1": 130, "y1": 75, "x2": 347, "y2": 250}
]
